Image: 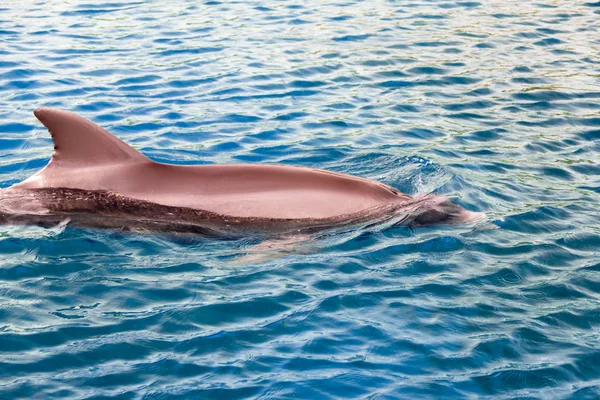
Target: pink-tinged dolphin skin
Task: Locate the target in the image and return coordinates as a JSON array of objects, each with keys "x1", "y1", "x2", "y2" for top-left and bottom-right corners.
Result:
[{"x1": 0, "y1": 108, "x2": 482, "y2": 236}]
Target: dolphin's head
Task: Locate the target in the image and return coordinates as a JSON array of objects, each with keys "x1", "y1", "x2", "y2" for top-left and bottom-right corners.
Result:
[{"x1": 407, "y1": 194, "x2": 483, "y2": 227}]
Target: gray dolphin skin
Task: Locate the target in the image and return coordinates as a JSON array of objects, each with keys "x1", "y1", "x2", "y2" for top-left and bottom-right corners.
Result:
[{"x1": 0, "y1": 108, "x2": 482, "y2": 236}]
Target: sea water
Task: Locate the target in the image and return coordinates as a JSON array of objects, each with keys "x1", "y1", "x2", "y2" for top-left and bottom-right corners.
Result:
[{"x1": 0, "y1": 1, "x2": 599, "y2": 398}]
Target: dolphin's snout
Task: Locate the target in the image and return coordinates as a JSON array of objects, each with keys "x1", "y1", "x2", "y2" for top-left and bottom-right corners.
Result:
[{"x1": 409, "y1": 195, "x2": 483, "y2": 227}]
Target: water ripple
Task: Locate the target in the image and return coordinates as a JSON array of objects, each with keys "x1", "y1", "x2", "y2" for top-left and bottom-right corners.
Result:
[{"x1": 0, "y1": 0, "x2": 599, "y2": 398}]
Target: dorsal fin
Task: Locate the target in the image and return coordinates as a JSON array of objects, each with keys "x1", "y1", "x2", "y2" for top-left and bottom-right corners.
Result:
[{"x1": 33, "y1": 107, "x2": 149, "y2": 166}]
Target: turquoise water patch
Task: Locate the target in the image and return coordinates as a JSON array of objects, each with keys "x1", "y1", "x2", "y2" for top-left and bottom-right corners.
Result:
[{"x1": 0, "y1": 1, "x2": 599, "y2": 398}]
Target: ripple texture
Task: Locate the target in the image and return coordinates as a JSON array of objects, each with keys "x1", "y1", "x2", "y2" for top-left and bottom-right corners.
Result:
[{"x1": 0, "y1": 1, "x2": 600, "y2": 399}]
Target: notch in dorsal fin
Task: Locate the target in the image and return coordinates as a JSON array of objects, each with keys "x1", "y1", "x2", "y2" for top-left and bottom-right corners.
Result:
[{"x1": 33, "y1": 107, "x2": 149, "y2": 166}]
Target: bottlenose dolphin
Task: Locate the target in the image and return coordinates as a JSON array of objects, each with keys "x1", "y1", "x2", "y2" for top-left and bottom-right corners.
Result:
[{"x1": 0, "y1": 108, "x2": 481, "y2": 236}]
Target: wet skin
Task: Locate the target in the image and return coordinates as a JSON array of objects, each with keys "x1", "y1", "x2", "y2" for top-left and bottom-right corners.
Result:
[{"x1": 0, "y1": 108, "x2": 482, "y2": 235}]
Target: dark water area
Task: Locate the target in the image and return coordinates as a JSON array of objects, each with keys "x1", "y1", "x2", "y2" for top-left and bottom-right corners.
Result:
[{"x1": 0, "y1": 1, "x2": 599, "y2": 399}]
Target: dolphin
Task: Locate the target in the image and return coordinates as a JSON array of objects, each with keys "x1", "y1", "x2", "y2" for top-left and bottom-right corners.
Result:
[{"x1": 0, "y1": 108, "x2": 481, "y2": 236}]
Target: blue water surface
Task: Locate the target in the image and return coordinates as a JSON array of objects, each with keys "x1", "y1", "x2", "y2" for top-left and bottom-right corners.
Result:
[{"x1": 1, "y1": 1, "x2": 600, "y2": 399}]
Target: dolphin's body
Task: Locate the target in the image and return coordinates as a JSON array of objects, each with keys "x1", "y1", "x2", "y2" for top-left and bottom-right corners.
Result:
[{"x1": 0, "y1": 108, "x2": 481, "y2": 236}]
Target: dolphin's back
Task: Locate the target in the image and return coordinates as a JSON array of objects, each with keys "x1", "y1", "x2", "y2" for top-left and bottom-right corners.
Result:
[
  {"x1": 5, "y1": 108, "x2": 481, "y2": 230},
  {"x1": 13, "y1": 108, "x2": 409, "y2": 219},
  {"x1": 127, "y1": 162, "x2": 407, "y2": 218}
]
